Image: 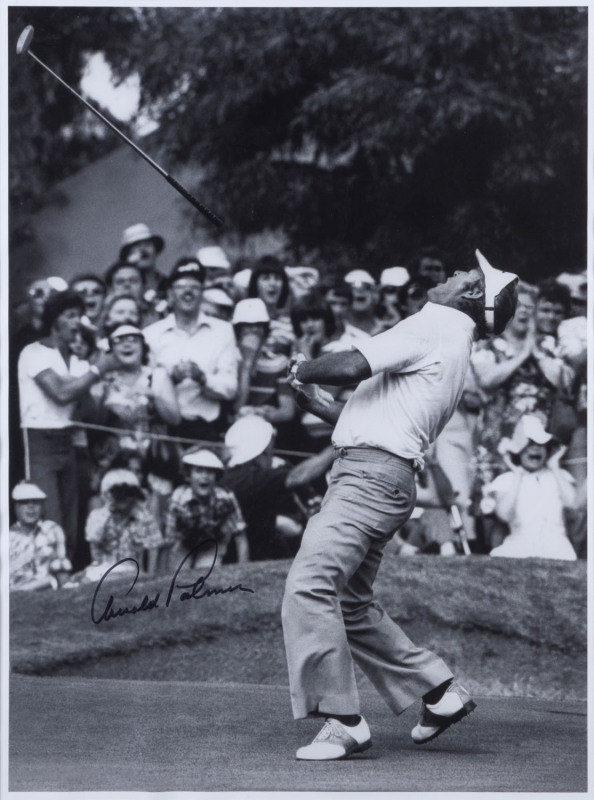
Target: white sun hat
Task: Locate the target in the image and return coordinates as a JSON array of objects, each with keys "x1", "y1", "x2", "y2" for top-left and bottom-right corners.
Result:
[
  {"x1": 225, "y1": 416, "x2": 275, "y2": 467},
  {"x1": 380, "y1": 267, "x2": 410, "y2": 287},
  {"x1": 202, "y1": 288, "x2": 235, "y2": 307},
  {"x1": 475, "y1": 250, "x2": 519, "y2": 332},
  {"x1": 120, "y1": 223, "x2": 164, "y2": 254},
  {"x1": 100, "y1": 468, "x2": 141, "y2": 495},
  {"x1": 197, "y1": 246, "x2": 231, "y2": 270},
  {"x1": 12, "y1": 481, "x2": 47, "y2": 501},
  {"x1": 182, "y1": 447, "x2": 225, "y2": 472}
]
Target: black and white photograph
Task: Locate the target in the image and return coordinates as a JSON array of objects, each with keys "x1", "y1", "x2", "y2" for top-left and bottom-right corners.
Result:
[{"x1": 1, "y1": 2, "x2": 590, "y2": 797}]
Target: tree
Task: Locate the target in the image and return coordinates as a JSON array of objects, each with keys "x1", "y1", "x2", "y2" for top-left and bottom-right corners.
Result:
[{"x1": 9, "y1": 7, "x2": 587, "y2": 279}]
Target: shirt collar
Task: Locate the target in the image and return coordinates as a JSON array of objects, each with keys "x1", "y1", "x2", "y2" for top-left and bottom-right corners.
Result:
[
  {"x1": 164, "y1": 311, "x2": 216, "y2": 331},
  {"x1": 420, "y1": 302, "x2": 476, "y2": 336}
]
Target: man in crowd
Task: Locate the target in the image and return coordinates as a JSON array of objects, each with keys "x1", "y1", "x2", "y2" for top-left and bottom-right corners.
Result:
[
  {"x1": 142, "y1": 257, "x2": 240, "y2": 442},
  {"x1": 17, "y1": 289, "x2": 118, "y2": 566},
  {"x1": 282, "y1": 255, "x2": 518, "y2": 760},
  {"x1": 119, "y1": 223, "x2": 167, "y2": 296}
]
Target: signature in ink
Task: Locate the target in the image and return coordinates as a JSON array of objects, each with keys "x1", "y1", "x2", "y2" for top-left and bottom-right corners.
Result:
[{"x1": 91, "y1": 539, "x2": 254, "y2": 625}]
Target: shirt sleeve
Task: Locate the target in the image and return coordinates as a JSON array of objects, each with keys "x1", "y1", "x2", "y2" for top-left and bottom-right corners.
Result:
[
  {"x1": 204, "y1": 331, "x2": 240, "y2": 400},
  {"x1": 353, "y1": 321, "x2": 434, "y2": 376}
]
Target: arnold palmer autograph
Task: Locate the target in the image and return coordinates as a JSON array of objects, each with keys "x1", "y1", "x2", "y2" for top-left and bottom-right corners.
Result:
[{"x1": 91, "y1": 540, "x2": 255, "y2": 625}]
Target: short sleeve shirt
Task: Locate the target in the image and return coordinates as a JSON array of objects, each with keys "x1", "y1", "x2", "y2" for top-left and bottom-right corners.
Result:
[{"x1": 332, "y1": 303, "x2": 476, "y2": 469}]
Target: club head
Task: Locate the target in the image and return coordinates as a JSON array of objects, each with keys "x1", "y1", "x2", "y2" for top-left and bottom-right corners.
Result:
[{"x1": 16, "y1": 25, "x2": 34, "y2": 56}]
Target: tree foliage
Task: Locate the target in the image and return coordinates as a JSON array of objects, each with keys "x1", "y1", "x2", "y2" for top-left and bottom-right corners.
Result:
[{"x1": 9, "y1": 7, "x2": 587, "y2": 277}]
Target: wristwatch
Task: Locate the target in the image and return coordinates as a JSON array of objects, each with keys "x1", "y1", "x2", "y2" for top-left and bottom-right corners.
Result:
[{"x1": 290, "y1": 361, "x2": 304, "y2": 386}]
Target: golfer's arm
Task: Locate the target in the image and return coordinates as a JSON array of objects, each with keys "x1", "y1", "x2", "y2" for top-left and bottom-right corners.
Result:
[
  {"x1": 294, "y1": 349, "x2": 371, "y2": 386},
  {"x1": 295, "y1": 388, "x2": 345, "y2": 426}
]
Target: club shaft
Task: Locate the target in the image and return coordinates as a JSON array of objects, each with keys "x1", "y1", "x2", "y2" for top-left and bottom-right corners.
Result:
[{"x1": 26, "y1": 49, "x2": 223, "y2": 228}]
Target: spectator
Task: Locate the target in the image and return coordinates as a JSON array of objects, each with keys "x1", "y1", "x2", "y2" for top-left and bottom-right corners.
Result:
[
  {"x1": 197, "y1": 245, "x2": 236, "y2": 296},
  {"x1": 90, "y1": 324, "x2": 181, "y2": 472},
  {"x1": 408, "y1": 245, "x2": 452, "y2": 287},
  {"x1": 10, "y1": 276, "x2": 69, "y2": 496},
  {"x1": 165, "y1": 447, "x2": 248, "y2": 569},
  {"x1": 17, "y1": 289, "x2": 118, "y2": 566},
  {"x1": 246, "y1": 257, "x2": 297, "y2": 445},
  {"x1": 322, "y1": 281, "x2": 352, "y2": 341},
  {"x1": 9, "y1": 481, "x2": 72, "y2": 591},
  {"x1": 219, "y1": 416, "x2": 334, "y2": 561},
  {"x1": 119, "y1": 223, "x2": 167, "y2": 297},
  {"x1": 71, "y1": 273, "x2": 107, "y2": 329},
  {"x1": 143, "y1": 257, "x2": 240, "y2": 442},
  {"x1": 85, "y1": 468, "x2": 163, "y2": 574},
  {"x1": 374, "y1": 267, "x2": 410, "y2": 331},
  {"x1": 397, "y1": 277, "x2": 433, "y2": 319},
  {"x1": 480, "y1": 415, "x2": 576, "y2": 560},
  {"x1": 101, "y1": 294, "x2": 143, "y2": 337},
  {"x1": 104, "y1": 261, "x2": 163, "y2": 328},
  {"x1": 201, "y1": 287, "x2": 235, "y2": 322},
  {"x1": 343, "y1": 269, "x2": 380, "y2": 335}
]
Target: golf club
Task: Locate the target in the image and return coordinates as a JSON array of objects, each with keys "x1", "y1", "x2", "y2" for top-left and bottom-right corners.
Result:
[{"x1": 16, "y1": 25, "x2": 224, "y2": 229}]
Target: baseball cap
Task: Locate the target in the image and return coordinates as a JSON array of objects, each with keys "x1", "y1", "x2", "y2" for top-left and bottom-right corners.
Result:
[
  {"x1": 499, "y1": 414, "x2": 553, "y2": 456},
  {"x1": 475, "y1": 250, "x2": 519, "y2": 333},
  {"x1": 168, "y1": 259, "x2": 204, "y2": 287},
  {"x1": 12, "y1": 481, "x2": 47, "y2": 501}
]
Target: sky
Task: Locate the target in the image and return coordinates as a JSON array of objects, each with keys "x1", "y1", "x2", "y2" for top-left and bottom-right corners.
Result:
[{"x1": 80, "y1": 52, "x2": 158, "y2": 135}]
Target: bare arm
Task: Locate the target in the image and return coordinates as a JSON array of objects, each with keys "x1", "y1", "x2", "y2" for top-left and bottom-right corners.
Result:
[
  {"x1": 285, "y1": 445, "x2": 335, "y2": 490},
  {"x1": 33, "y1": 351, "x2": 119, "y2": 406}
]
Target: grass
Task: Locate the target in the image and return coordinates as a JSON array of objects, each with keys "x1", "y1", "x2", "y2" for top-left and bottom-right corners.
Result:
[{"x1": 9, "y1": 549, "x2": 587, "y2": 700}]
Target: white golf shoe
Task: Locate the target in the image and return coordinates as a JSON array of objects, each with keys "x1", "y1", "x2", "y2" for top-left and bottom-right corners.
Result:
[
  {"x1": 296, "y1": 716, "x2": 372, "y2": 761},
  {"x1": 411, "y1": 681, "x2": 476, "y2": 744}
]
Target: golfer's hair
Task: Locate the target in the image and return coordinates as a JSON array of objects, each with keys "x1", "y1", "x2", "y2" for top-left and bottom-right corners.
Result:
[{"x1": 493, "y1": 278, "x2": 519, "y2": 336}]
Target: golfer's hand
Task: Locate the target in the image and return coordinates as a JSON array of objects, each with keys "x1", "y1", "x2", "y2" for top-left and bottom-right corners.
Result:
[{"x1": 547, "y1": 444, "x2": 567, "y2": 471}]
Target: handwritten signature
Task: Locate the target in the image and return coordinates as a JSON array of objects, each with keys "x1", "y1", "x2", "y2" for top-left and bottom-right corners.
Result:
[{"x1": 91, "y1": 539, "x2": 254, "y2": 625}]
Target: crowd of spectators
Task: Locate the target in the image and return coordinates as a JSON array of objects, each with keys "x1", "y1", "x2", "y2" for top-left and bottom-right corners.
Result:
[{"x1": 9, "y1": 223, "x2": 588, "y2": 590}]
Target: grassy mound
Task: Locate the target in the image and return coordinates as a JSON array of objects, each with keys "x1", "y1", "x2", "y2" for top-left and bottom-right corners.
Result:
[{"x1": 10, "y1": 551, "x2": 587, "y2": 700}]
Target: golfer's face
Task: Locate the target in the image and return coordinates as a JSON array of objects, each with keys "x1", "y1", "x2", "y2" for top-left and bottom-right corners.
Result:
[{"x1": 427, "y1": 268, "x2": 484, "y2": 306}]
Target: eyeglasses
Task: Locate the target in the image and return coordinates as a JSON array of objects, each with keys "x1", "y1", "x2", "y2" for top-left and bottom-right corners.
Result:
[{"x1": 112, "y1": 334, "x2": 142, "y2": 345}]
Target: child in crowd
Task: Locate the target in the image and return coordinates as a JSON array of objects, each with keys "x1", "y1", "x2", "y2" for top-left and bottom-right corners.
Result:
[
  {"x1": 84, "y1": 468, "x2": 163, "y2": 574},
  {"x1": 480, "y1": 414, "x2": 576, "y2": 560},
  {"x1": 9, "y1": 482, "x2": 72, "y2": 590},
  {"x1": 165, "y1": 447, "x2": 248, "y2": 568}
]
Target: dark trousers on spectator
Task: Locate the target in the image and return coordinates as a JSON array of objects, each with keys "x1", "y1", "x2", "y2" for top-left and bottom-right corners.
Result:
[{"x1": 23, "y1": 428, "x2": 79, "y2": 563}]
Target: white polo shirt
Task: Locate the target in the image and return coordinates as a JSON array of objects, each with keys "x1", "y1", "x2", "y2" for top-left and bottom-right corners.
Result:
[
  {"x1": 332, "y1": 303, "x2": 476, "y2": 469},
  {"x1": 143, "y1": 312, "x2": 239, "y2": 422}
]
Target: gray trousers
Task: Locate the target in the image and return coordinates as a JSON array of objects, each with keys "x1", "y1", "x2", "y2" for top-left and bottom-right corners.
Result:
[{"x1": 282, "y1": 446, "x2": 453, "y2": 720}]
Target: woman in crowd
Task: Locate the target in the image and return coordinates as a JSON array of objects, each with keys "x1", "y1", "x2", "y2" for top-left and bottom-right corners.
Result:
[
  {"x1": 90, "y1": 324, "x2": 181, "y2": 484},
  {"x1": 101, "y1": 294, "x2": 144, "y2": 338}
]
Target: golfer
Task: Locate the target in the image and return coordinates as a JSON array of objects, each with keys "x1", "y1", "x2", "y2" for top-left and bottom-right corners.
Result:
[{"x1": 282, "y1": 252, "x2": 519, "y2": 760}]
